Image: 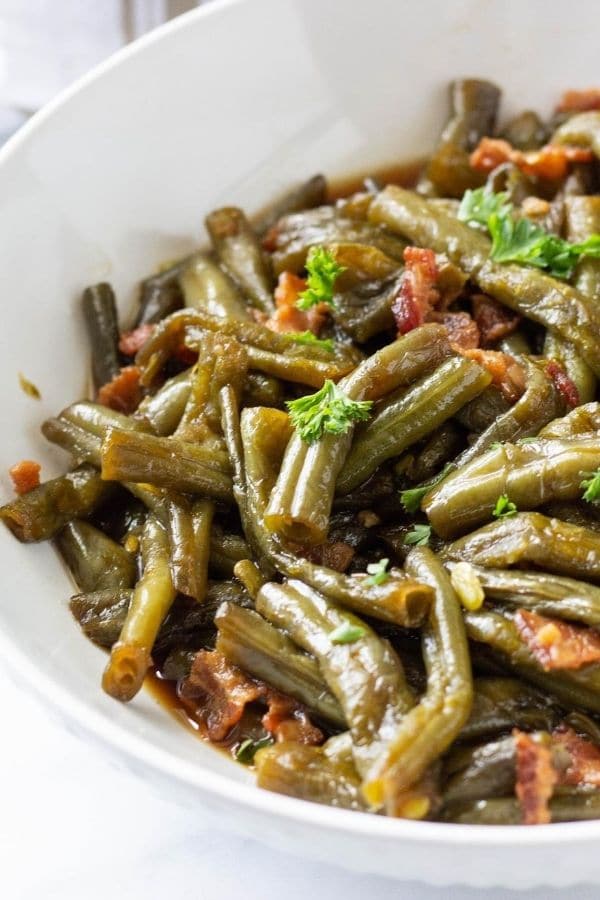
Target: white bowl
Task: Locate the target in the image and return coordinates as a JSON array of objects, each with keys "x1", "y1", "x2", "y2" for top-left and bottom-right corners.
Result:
[{"x1": 2, "y1": 0, "x2": 600, "y2": 887}]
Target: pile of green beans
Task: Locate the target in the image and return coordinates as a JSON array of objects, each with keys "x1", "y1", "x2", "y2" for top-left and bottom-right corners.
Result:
[{"x1": 8, "y1": 79, "x2": 600, "y2": 826}]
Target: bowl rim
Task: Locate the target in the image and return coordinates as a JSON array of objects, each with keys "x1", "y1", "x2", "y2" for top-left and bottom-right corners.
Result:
[{"x1": 1, "y1": 0, "x2": 599, "y2": 850}]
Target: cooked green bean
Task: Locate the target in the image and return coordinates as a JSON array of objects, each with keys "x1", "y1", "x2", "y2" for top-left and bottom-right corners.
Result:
[
  {"x1": 70, "y1": 588, "x2": 133, "y2": 648},
  {"x1": 501, "y1": 110, "x2": 546, "y2": 150},
  {"x1": 254, "y1": 173, "x2": 327, "y2": 235},
  {"x1": 215, "y1": 601, "x2": 345, "y2": 727},
  {"x1": 166, "y1": 496, "x2": 213, "y2": 600},
  {"x1": 553, "y1": 111, "x2": 600, "y2": 158},
  {"x1": 134, "y1": 369, "x2": 192, "y2": 436},
  {"x1": 135, "y1": 258, "x2": 185, "y2": 326},
  {"x1": 206, "y1": 207, "x2": 275, "y2": 314},
  {"x1": 565, "y1": 195, "x2": 600, "y2": 303},
  {"x1": 338, "y1": 355, "x2": 491, "y2": 494},
  {"x1": 443, "y1": 735, "x2": 518, "y2": 806},
  {"x1": 178, "y1": 251, "x2": 251, "y2": 320},
  {"x1": 209, "y1": 526, "x2": 251, "y2": 576},
  {"x1": 42, "y1": 401, "x2": 150, "y2": 466},
  {"x1": 242, "y1": 372, "x2": 284, "y2": 409},
  {"x1": 265, "y1": 324, "x2": 452, "y2": 544},
  {"x1": 81, "y1": 283, "x2": 121, "y2": 389},
  {"x1": 232, "y1": 559, "x2": 266, "y2": 600},
  {"x1": 363, "y1": 548, "x2": 472, "y2": 814},
  {"x1": 444, "y1": 789, "x2": 600, "y2": 825},
  {"x1": 544, "y1": 331, "x2": 596, "y2": 404},
  {"x1": 459, "y1": 677, "x2": 558, "y2": 742},
  {"x1": 455, "y1": 385, "x2": 512, "y2": 433},
  {"x1": 56, "y1": 519, "x2": 136, "y2": 592},
  {"x1": 102, "y1": 515, "x2": 176, "y2": 701}
]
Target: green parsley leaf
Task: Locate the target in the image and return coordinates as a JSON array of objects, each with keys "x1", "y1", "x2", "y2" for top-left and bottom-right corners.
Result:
[
  {"x1": 235, "y1": 736, "x2": 274, "y2": 764},
  {"x1": 296, "y1": 246, "x2": 345, "y2": 310},
  {"x1": 493, "y1": 494, "x2": 518, "y2": 519},
  {"x1": 365, "y1": 558, "x2": 390, "y2": 586},
  {"x1": 581, "y1": 468, "x2": 600, "y2": 503},
  {"x1": 400, "y1": 463, "x2": 454, "y2": 513},
  {"x1": 404, "y1": 524, "x2": 432, "y2": 546},
  {"x1": 457, "y1": 187, "x2": 512, "y2": 228},
  {"x1": 517, "y1": 436, "x2": 538, "y2": 445},
  {"x1": 330, "y1": 621, "x2": 366, "y2": 644},
  {"x1": 286, "y1": 330, "x2": 335, "y2": 352},
  {"x1": 286, "y1": 380, "x2": 372, "y2": 444},
  {"x1": 489, "y1": 441, "x2": 504, "y2": 450}
]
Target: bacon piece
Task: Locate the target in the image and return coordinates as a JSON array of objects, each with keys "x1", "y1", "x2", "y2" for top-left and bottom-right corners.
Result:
[
  {"x1": 470, "y1": 137, "x2": 593, "y2": 180},
  {"x1": 546, "y1": 360, "x2": 580, "y2": 410},
  {"x1": 9, "y1": 460, "x2": 41, "y2": 495},
  {"x1": 179, "y1": 650, "x2": 322, "y2": 744},
  {"x1": 557, "y1": 88, "x2": 600, "y2": 113},
  {"x1": 97, "y1": 365, "x2": 143, "y2": 414},
  {"x1": 553, "y1": 726, "x2": 600, "y2": 788},
  {"x1": 436, "y1": 311, "x2": 480, "y2": 351},
  {"x1": 514, "y1": 729, "x2": 557, "y2": 825},
  {"x1": 262, "y1": 224, "x2": 279, "y2": 252},
  {"x1": 471, "y1": 294, "x2": 521, "y2": 347},
  {"x1": 515, "y1": 609, "x2": 600, "y2": 671},
  {"x1": 460, "y1": 349, "x2": 525, "y2": 402},
  {"x1": 294, "y1": 540, "x2": 355, "y2": 573},
  {"x1": 264, "y1": 271, "x2": 329, "y2": 335},
  {"x1": 118, "y1": 323, "x2": 156, "y2": 357},
  {"x1": 392, "y1": 247, "x2": 439, "y2": 335}
]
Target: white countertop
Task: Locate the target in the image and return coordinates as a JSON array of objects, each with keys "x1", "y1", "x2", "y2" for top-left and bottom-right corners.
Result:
[{"x1": 0, "y1": 657, "x2": 598, "y2": 900}]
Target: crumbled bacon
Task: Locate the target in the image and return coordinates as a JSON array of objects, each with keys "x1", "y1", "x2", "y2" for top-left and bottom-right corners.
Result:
[
  {"x1": 179, "y1": 650, "x2": 323, "y2": 744},
  {"x1": 514, "y1": 729, "x2": 557, "y2": 825},
  {"x1": 435, "y1": 311, "x2": 480, "y2": 351},
  {"x1": 264, "y1": 271, "x2": 329, "y2": 334},
  {"x1": 295, "y1": 540, "x2": 355, "y2": 573},
  {"x1": 470, "y1": 137, "x2": 593, "y2": 180},
  {"x1": 557, "y1": 88, "x2": 600, "y2": 114},
  {"x1": 515, "y1": 609, "x2": 600, "y2": 671},
  {"x1": 553, "y1": 726, "x2": 600, "y2": 787},
  {"x1": 546, "y1": 360, "x2": 580, "y2": 409},
  {"x1": 392, "y1": 247, "x2": 439, "y2": 335},
  {"x1": 9, "y1": 460, "x2": 41, "y2": 495},
  {"x1": 471, "y1": 294, "x2": 521, "y2": 347},
  {"x1": 97, "y1": 365, "x2": 143, "y2": 414},
  {"x1": 262, "y1": 224, "x2": 279, "y2": 252},
  {"x1": 460, "y1": 349, "x2": 525, "y2": 402},
  {"x1": 118, "y1": 323, "x2": 156, "y2": 357}
]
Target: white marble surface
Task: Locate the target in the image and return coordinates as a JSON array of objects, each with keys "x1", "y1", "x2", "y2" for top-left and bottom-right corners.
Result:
[{"x1": 0, "y1": 657, "x2": 597, "y2": 900}]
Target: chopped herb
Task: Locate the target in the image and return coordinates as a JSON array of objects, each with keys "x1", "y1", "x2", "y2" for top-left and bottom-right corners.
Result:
[
  {"x1": 581, "y1": 468, "x2": 600, "y2": 503},
  {"x1": 365, "y1": 558, "x2": 390, "y2": 586},
  {"x1": 517, "y1": 436, "x2": 538, "y2": 444},
  {"x1": 459, "y1": 186, "x2": 600, "y2": 279},
  {"x1": 400, "y1": 463, "x2": 454, "y2": 513},
  {"x1": 287, "y1": 330, "x2": 335, "y2": 352},
  {"x1": 450, "y1": 561, "x2": 485, "y2": 611},
  {"x1": 286, "y1": 380, "x2": 372, "y2": 444},
  {"x1": 404, "y1": 524, "x2": 432, "y2": 546},
  {"x1": 330, "y1": 620, "x2": 366, "y2": 644},
  {"x1": 489, "y1": 441, "x2": 504, "y2": 450},
  {"x1": 493, "y1": 494, "x2": 518, "y2": 519},
  {"x1": 235, "y1": 736, "x2": 274, "y2": 764},
  {"x1": 296, "y1": 246, "x2": 345, "y2": 310},
  {"x1": 18, "y1": 372, "x2": 41, "y2": 400}
]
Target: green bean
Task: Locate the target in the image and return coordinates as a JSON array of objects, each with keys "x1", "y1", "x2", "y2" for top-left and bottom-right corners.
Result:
[
  {"x1": 445, "y1": 512, "x2": 600, "y2": 582},
  {"x1": 363, "y1": 548, "x2": 472, "y2": 814},
  {"x1": 242, "y1": 372, "x2": 284, "y2": 409},
  {"x1": 443, "y1": 735, "x2": 518, "y2": 806},
  {"x1": 209, "y1": 527, "x2": 251, "y2": 576},
  {"x1": 539, "y1": 402, "x2": 600, "y2": 439},
  {"x1": 160, "y1": 648, "x2": 196, "y2": 681},
  {"x1": 501, "y1": 110, "x2": 546, "y2": 150},
  {"x1": 553, "y1": 111, "x2": 600, "y2": 158},
  {"x1": 499, "y1": 331, "x2": 532, "y2": 356},
  {"x1": 451, "y1": 564, "x2": 600, "y2": 627},
  {"x1": 166, "y1": 497, "x2": 213, "y2": 600},
  {"x1": 178, "y1": 251, "x2": 251, "y2": 320},
  {"x1": 443, "y1": 789, "x2": 600, "y2": 824},
  {"x1": 565, "y1": 195, "x2": 600, "y2": 303},
  {"x1": 454, "y1": 358, "x2": 560, "y2": 466},
  {"x1": 135, "y1": 258, "x2": 185, "y2": 326},
  {"x1": 396, "y1": 421, "x2": 464, "y2": 485},
  {"x1": 81, "y1": 283, "x2": 121, "y2": 389},
  {"x1": 155, "y1": 581, "x2": 251, "y2": 656},
  {"x1": 42, "y1": 401, "x2": 150, "y2": 466},
  {"x1": 544, "y1": 332, "x2": 596, "y2": 404},
  {"x1": 100, "y1": 428, "x2": 233, "y2": 502},
  {"x1": 134, "y1": 369, "x2": 192, "y2": 436},
  {"x1": 215, "y1": 601, "x2": 345, "y2": 727},
  {"x1": 455, "y1": 385, "x2": 511, "y2": 433},
  {"x1": 102, "y1": 515, "x2": 176, "y2": 701},
  {"x1": 240, "y1": 406, "x2": 433, "y2": 626},
  {"x1": 205, "y1": 207, "x2": 274, "y2": 314},
  {"x1": 460, "y1": 677, "x2": 558, "y2": 742},
  {"x1": 70, "y1": 588, "x2": 132, "y2": 648},
  {"x1": 337, "y1": 356, "x2": 491, "y2": 495},
  {"x1": 265, "y1": 324, "x2": 452, "y2": 544},
  {"x1": 256, "y1": 579, "x2": 414, "y2": 779},
  {"x1": 0, "y1": 465, "x2": 113, "y2": 543},
  {"x1": 424, "y1": 438, "x2": 600, "y2": 539},
  {"x1": 422, "y1": 79, "x2": 501, "y2": 197},
  {"x1": 56, "y1": 519, "x2": 136, "y2": 592},
  {"x1": 232, "y1": 559, "x2": 266, "y2": 600},
  {"x1": 255, "y1": 740, "x2": 368, "y2": 811},
  {"x1": 369, "y1": 186, "x2": 600, "y2": 375},
  {"x1": 565, "y1": 710, "x2": 600, "y2": 746},
  {"x1": 253, "y1": 174, "x2": 327, "y2": 235},
  {"x1": 334, "y1": 281, "x2": 396, "y2": 343},
  {"x1": 464, "y1": 607, "x2": 600, "y2": 714}
]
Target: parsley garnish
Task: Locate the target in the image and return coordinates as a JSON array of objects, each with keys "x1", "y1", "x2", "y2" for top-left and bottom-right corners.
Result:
[
  {"x1": 286, "y1": 380, "x2": 372, "y2": 444},
  {"x1": 517, "y1": 436, "x2": 538, "y2": 445},
  {"x1": 581, "y1": 468, "x2": 600, "y2": 503},
  {"x1": 365, "y1": 558, "x2": 390, "y2": 586},
  {"x1": 235, "y1": 736, "x2": 274, "y2": 764},
  {"x1": 400, "y1": 463, "x2": 454, "y2": 514},
  {"x1": 493, "y1": 494, "x2": 518, "y2": 519},
  {"x1": 404, "y1": 524, "x2": 432, "y2": 546},
  {"x1": 296, "y1": 246, "x2": 345, "y2": 310},
  {"x1": 330, "y1": 621, "x2": 366, "y2": 644},
  {"x1": 287, "y1": 330, "x2": 334, "y2": 352},
  {"x1": 489, "y1": 441, "x2": 504, "y2": 450},
  {"x1": 458, "y1": 187, "x2": 600, "y2": 279}
]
